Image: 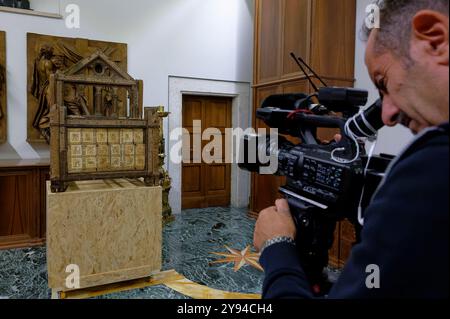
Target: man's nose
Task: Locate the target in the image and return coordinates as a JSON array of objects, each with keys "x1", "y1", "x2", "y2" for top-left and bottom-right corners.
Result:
[{"x1": 381, "y1": 96, "x2": 400, "y2": 126}]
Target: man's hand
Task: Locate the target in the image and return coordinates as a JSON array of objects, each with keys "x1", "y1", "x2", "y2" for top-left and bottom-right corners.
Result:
[{"x1": 253, "y1": 199, "x2": 296, "y2": 252}]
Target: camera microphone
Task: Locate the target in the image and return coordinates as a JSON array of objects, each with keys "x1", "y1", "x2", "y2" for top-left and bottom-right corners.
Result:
[{"x1": 346, "y1": 98, "x2": 384, "y2": 139}]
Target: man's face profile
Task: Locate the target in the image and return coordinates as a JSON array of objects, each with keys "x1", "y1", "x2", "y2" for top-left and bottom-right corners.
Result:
[
  {"x1": 364, "y1": 10, "x2": 449, "y2": 134},
  {"x1": 365, "y1": 30, "x2": 426, "y2": 134}
]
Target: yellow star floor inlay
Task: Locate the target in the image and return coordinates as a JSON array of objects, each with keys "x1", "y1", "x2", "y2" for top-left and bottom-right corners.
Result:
[{"x1": 210, "y1": 245, "x2": 263, "y2": 272}]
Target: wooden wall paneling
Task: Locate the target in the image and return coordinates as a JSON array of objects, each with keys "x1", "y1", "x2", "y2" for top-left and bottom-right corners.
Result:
[
  {"x1": 0, "y1": 172, "x2": 32, "y2": 241},
  {"x1": 255, "y1": 0, "x2": 313, "y2": 85},
  {"x1": 339, "y1": 220, "x2": 356, "y2": 267},
  {"x1": 0, "y1": 31, "x2": 6, "y2": 144},
  {"x1": 280, "y1": 79, "x2": 310, "y2": 143},
  {"x1": 310, "y1": 78, "x2": 356, "y2": 142},
  {"x1": 251, "y1": 174, "x2": 285, "y2": 216},
  {"x1": 251, "y1": 79, "x2": 311, "y2": 216},
  {"x1": 252, "y1": 0, "x2": 259, "y2": 86},
  {"x1": 282, "y1": 78, "x2": 310, "y2": 94},
  {"x1": 252, "y1": 0, "x2": 358, "y2": 267},
  {"x1": 311, "y1": 45, "x2": 356, "y2": 268},
  {"x1": 0, "y1": 161, "x2": 49, "y2": 250},
  {"x1": 0, "y1": 170, "x2": 36, "y2": 248},
  {"x1": 328, "y1": 224, "x2": 341, "y2": 268},
  {"x1": 311, "y1": 78, "x2": 356, "y2": 92},
  {"x1": 310, "y1": 0, "x2": 356, "y2": 80},
  {"x1": 309, "y1": 78, "x2": 358, "y2": 267},
  {"x1": 39, "y1": 167, "x2": 50, "y2": 239},
  {"x1": 253, "y1": 84, "x2": 283, "y2": 129},
  {"x1": 256, "y1": 0, "x2": 283, "y2": 84},
  {"x1": 250, "y1": 84, "x2": 283, "y2": 215},
  {"x1": 281, "y1": 0, "x2": 311, "y2": 79}
]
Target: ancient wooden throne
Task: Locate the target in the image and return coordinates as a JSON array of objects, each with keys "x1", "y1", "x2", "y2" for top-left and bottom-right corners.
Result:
[{"x1": 49, "y1": 51, "x2": 161, "y2": 192}]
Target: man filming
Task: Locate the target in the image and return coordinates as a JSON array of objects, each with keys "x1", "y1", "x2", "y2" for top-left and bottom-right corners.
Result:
[{"x1": 254, "y1": 0, "x2": 449, "y2": 298}]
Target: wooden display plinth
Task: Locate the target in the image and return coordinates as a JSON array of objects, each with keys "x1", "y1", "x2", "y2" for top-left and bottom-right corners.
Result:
[
  {"x1": 46, "y1": 179, "x2": 162, "y2": 292},
  {"x1": 50, "y1": 269, "x2": 262, "y2": 299}
]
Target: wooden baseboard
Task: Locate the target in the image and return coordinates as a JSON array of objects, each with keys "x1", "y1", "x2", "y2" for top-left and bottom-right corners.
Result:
[
  {"x1": 247, "y1": 210, "x2": 258, "y2": 219},
  {"x1": 0, "y1": 237, "x2": 45, "y2": 251}
]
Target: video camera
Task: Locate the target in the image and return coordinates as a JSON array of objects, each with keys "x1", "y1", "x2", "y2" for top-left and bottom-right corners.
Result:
[{"x1": 239, "y1": 53, "x2": 393, "y2": 296}]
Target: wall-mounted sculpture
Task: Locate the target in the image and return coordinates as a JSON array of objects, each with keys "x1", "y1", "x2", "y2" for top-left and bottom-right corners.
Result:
[
  {"x1": 0, "y1": 31, "x2": 6, "y2": 144},
  {"x1": 48, "y1": 51, "x2": 163, "y2": 193},
  {"x1": 27, "y1": 33, "x2": 127, "y2": 144},
  {"x1": 0, "y1": 0, "x2": 30, "y2": 9}
]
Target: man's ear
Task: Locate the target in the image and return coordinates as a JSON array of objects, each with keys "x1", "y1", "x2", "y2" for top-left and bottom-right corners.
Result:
[{"x1": 411, "y1": 10, "x2": 449, "y2": 65}]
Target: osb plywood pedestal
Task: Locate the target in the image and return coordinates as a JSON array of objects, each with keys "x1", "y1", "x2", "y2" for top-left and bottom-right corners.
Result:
[{"x1": 46, "y1": 179, "x2": 162, "y2": 295}]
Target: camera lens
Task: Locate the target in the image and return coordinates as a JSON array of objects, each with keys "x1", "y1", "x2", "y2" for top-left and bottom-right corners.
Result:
[{"x1": 347, "y1": 99, "x2": 384, "y2": 138}]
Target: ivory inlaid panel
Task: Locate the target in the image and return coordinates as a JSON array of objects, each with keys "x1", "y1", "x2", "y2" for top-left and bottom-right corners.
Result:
[
  {"x1": 67, "y1": 128, "x2": 145, "y2": 173},
  {"x1": 47, "y1": 180, "x2": 162, "y2": 291}
]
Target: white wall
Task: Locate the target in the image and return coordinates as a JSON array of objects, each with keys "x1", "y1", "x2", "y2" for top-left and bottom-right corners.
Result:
[
  {"x1": 0, "y1": 0, "x2": 254, "y2": 160},
  {"x1": 30, "y1": 0, "x2": 60, "y2": 14},
  {"x1": 354, "y1": 0, "x2": 413, "y2": 155}
]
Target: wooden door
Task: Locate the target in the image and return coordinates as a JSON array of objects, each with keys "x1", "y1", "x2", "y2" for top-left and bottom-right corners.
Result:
[{"x1": 182, "y1": 95, "x2": 232, "y2": 209}]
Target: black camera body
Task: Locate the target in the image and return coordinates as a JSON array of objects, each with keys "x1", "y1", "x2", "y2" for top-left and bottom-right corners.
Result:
[
  {"x1": 277, "y1": 139, "x2": 365, "y2": 216},
  {"x1": 239, "y1": 87, "x2": 392, "y2": 295}
]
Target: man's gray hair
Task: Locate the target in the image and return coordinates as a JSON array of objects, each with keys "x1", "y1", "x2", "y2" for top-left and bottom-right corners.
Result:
[{"x1": 362, "y1": 0, "x2": 449, "y2": 60}]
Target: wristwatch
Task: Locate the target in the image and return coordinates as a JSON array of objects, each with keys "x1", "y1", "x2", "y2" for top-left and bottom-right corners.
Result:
[{"x1": 260, "y1": 236, "x2": 296, "y2": 255}]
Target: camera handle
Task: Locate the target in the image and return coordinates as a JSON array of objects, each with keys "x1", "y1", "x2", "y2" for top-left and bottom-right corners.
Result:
[{"x1": 281, "y1": 188, "x2": 337, "y2": 296}]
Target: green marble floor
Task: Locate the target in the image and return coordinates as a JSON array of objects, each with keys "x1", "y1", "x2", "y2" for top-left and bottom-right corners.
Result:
[
  {"x1": 0, "y1": 207, "x2": 264, "y2": 299},
  {"x1": 0, "y1": 206, "x2": 341, "y2": 299}
]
